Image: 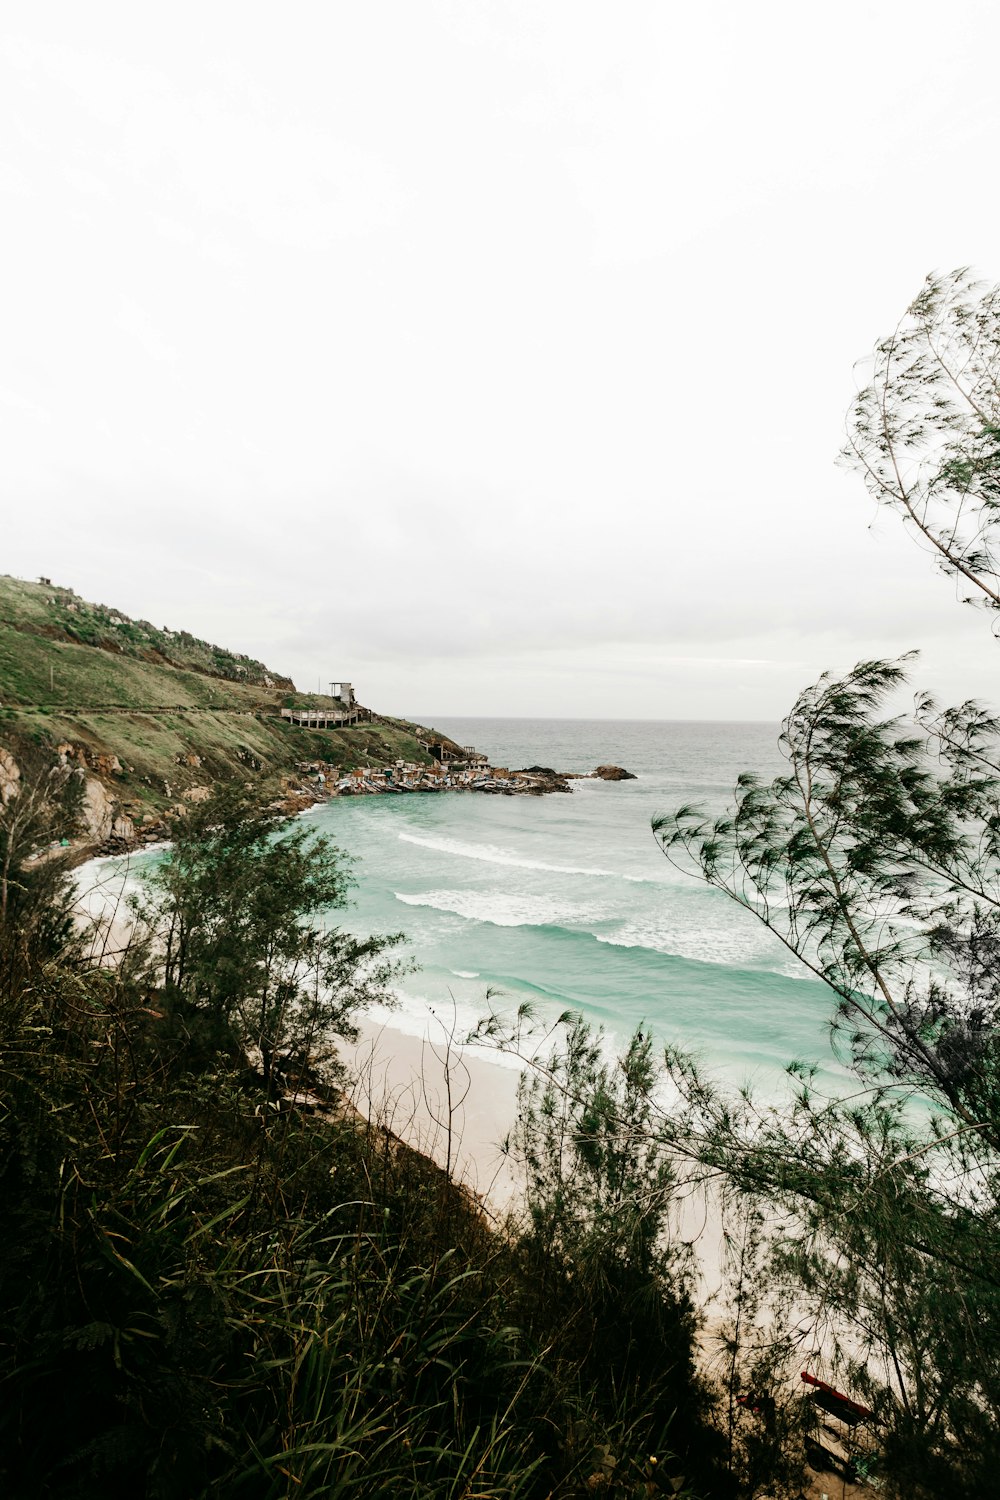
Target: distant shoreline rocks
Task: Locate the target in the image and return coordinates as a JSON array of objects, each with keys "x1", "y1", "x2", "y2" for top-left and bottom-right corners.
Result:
[
  {"x1": 318, "y1": 762, "x2": 638, "y2": 799},
  {"x1": 71, "y1": 757, "x2": 639, "y2": 863}
]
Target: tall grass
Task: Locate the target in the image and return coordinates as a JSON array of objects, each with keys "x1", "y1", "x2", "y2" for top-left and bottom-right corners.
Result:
[{"x1": 0, "y1": 952, "x2": 720, "y2": 1497}]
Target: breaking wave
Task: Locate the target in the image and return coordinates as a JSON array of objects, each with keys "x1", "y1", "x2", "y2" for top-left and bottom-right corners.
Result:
[
  {"x1": 397, "y1": 830, "x2": 665, "y2": 884},
  {"x1": 394, "y1": 888, "x2": 599, "y2": 929},
  {"x1": 595, "y1": 917, "x2": 787, "y2": 971}
]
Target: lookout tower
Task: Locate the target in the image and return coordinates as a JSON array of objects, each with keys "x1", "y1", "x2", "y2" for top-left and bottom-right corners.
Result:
[{"x1": 330, "y1": 681, "x2": 354, "y2": 707}]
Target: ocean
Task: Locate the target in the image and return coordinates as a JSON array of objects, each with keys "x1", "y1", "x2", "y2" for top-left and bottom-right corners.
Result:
[{"x1": 305, "y1": 718, "x2": 852, "y2": 1099}]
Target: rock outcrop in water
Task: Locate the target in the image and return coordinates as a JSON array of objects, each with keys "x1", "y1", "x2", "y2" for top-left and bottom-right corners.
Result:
[{"x1": 590, "y1": 764, "x2": 636, "y2": 781}]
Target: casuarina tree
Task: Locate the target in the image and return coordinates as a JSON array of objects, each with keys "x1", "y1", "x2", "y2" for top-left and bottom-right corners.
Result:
[
  {"x1": 137, "y1": 784, "x2": 406, "y2": 1096},
  {"x1": 648, "y1": 270, "x2": 1000, "y2": 1497},
  {"x1": 844, "y1": 266, "x2": 1000, "y2": 616}
]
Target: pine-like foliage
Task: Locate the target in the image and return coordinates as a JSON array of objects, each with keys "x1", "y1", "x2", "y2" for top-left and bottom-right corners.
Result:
[
  {"x1": 845, "y1": 266, "x2": 1000, "y2": 615},
  {"x1": 653, "y1": 660, "x2": 1000, "y2": 1494}
]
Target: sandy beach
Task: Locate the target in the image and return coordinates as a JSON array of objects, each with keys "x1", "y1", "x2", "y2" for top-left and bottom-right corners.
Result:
[
  {"x1": 348, "y1": 1015, "x2": 524, "y2": 1214},
  {"x1": 346, "y1": 1009, "x2": 729, "y2": 1300}
]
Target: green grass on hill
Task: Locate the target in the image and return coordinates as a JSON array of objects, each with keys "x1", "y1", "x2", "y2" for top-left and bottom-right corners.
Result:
[
  {"x1": 0, "y1": 574, "x2": 286, "y2": 688},
  {"x1": 0, "y1": 619, "x2": 282, "y2": 712}
]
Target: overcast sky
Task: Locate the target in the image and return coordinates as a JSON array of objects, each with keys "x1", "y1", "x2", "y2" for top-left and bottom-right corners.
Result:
[{"x1": 4, "y1": 1, "x2": 1000, "y2": 719}]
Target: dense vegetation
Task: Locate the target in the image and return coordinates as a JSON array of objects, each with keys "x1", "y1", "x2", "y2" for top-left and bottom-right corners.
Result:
[
  {"x1": 0, "y1": 780, "x2": 722, "y2": 1498},
  {"x1": 0, "y1": 576, "x2": 289, "y2": 689}
]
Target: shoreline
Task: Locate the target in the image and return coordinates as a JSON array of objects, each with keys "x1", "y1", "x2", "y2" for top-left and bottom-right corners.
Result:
[
  {"x1": 348, "y1": 1013, "x2": 524, "y2": 1214},
  {"x1": 60, "y1": 759, "x2": 611, "y2": 867},
  {"x1": 73, "y1": 794, "x2": 730, "y2": 1287},
  {"x1": 347, "y1": 1007, "x2": 727, "y2": 1293}
]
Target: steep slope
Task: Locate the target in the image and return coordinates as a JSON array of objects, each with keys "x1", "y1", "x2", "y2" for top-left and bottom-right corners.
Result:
[{"x1": 0, "y1": 575, "x2": 452, "y2": 851}]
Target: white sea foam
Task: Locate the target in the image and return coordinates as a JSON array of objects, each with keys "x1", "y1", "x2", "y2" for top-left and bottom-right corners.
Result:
[
  {"x1": 450, "y1": 969, "x2": 481, "y2": 979},
  {"x1": 595, "y1": 917, "x2": 786, "y2": 972},
  {"x1": 363, "y1": 987, "x2": 527, "y2": 1072},
  {"x1": 394, "y1": 888, "x2": 595, "y2": 929},
  {"x1": 397, "y1": 829, "x2": 666, "y2": 885}
]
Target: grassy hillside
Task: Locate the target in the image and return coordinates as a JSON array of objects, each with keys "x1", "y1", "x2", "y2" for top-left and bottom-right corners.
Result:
[
  {"x1": 0, "y1": 575, "x2": 289, "y2": 689},
  {"x1": 0, "y1": 575, "x2": 451, "y2": 841}
]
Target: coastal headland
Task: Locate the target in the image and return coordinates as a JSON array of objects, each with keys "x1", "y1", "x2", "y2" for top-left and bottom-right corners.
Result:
[{"x1": 0, "y1": 574, "x2": 631, "y2": 859}]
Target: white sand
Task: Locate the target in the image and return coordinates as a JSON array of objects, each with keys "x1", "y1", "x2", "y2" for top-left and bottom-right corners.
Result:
[
  {"x1": 346, "y1": 1011, "x2": 729, "y2": 1293},
  {"x1": 72, "y1": 851, "x2": 145, "y2": 962},
  {"x1": 348, "y1": 1016, "x2": 524, "y2": 1216}
]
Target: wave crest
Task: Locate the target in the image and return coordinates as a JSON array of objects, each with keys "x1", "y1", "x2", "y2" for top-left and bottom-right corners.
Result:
[
  {"x1": 394, "y1": 888, "x2": 596, "y2": 929},
  {"x1": 397, "y1": 830, "x2": 663, "y2": 884}
]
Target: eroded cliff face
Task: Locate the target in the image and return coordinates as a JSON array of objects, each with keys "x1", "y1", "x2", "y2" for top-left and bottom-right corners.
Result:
[
  {"x1": 13, "y1": 735, "x2": 348, "y2": 858},
  {"x1": 0, "y1": 749, "x2": 20, "y2": 804},
  {"x1": 1, "y1": 743, "x2": 133, "y2": 856},
  {"x1": 80, "y1": 773, "x2": 135, "y2": 846},
  {"x1": 11, "y1": 740, "x2": 139, "y2": 848}
]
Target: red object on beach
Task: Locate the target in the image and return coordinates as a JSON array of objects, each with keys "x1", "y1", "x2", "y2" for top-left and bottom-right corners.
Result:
[{"x1": 800, "y1": 1372, "x2": 873, "y2": 1424}]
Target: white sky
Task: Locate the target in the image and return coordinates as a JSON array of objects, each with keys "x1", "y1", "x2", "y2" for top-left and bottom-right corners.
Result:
[{"x1": 4, "y1": 0, "x2": 1000, "y2": 719}]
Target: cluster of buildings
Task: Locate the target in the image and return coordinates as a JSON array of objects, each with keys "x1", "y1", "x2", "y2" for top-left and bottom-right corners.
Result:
[{"x1": 294, "y1": 755, "x2": 563, "y2": 798}]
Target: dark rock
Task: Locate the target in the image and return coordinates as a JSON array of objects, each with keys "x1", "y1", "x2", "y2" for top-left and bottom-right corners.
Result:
[
  {"x1": 512, "y1": 765, "x2": 574, "y2": 793},
  {"x1": 591, "y1": 764, "x2": 636, "y2": 781}
]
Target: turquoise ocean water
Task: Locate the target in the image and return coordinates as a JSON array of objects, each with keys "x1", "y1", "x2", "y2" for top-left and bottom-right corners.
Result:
[{"x1": 304, "y1": 718, "x2": 852, "y2": 1099}]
